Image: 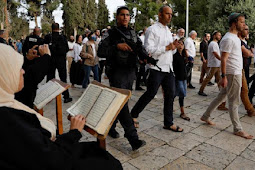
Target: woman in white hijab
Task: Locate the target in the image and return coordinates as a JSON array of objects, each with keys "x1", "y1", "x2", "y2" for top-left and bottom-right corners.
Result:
[{"x1": 0, "y1": 44, "x2": 122, "y2": 170}]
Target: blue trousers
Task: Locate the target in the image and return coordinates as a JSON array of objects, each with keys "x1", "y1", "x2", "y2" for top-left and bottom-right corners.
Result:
[{"x1": 82, "y1": 64, "x2": 99, "y2": 88}]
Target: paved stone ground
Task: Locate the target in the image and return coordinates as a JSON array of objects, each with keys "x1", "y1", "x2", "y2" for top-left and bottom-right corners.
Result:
[{"x1": 42, "y1": 69, "x2": 255, "y2": 170}]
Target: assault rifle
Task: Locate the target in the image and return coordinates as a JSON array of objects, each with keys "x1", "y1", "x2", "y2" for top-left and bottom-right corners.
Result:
[{"x1": 116, "y1": 28, "x2": 162, "y2": 71}]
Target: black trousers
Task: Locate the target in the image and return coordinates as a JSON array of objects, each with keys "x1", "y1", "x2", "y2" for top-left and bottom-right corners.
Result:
[
  {"x1": 47, "y1": 56, "x2": 70, "y2": 99},
  {"x1": 15, "y1": 54, "x2": 51, "y2": 108},
  {"x1": 131, "y1": 69, "x2": 175, "y2": 127},
  {"x1": 98, "y1": 60, "x2": 106, "y2": 82},
  {"x1": 109, "y1": 68, "x2": 138, "y2": 142},
  {"x1": 136, "y1": 63, "x2": 146, "y2": 88},
  {"x1": 249, "y1": 80, "x2": 255, "y2": 104}
]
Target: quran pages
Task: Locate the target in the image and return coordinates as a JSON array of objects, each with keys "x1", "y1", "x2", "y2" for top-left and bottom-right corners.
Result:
[
  {"x1": 67, "y1": 83, "x2": 128, "y2": 135},
  {"x1": 34, "y1": 80, "x2": 66, "y2": 109}
]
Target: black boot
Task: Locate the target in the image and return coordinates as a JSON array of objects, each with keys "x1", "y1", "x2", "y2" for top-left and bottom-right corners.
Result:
[
  {"x1": 108, "y1": 129, "x2": 120, "y2": 138},
  {"x1": 130, "y1": 139, "x2": 146, "y2": 151}
]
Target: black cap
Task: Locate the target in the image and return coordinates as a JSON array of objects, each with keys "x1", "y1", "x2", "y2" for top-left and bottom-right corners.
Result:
[{"x1": 228, "y1": 13, "x2": 242, "y2": 24}]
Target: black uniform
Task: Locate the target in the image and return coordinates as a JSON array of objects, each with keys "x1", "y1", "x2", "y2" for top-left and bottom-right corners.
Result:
[
  {"x1": 15, "y1": 34, "x2": 50, "y2": 108},
  {"x1": 44, "y1": 32, "x2": 70, "y2": 100},
  {"x1": 98, "y1": 26, "x2": 148, "y2": 145}
]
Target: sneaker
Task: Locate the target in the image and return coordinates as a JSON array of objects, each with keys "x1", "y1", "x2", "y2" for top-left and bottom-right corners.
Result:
[
  {"x1": 198, "y1": 91, "x2": 207, "y2": 96},
  {"x1": 136, "y1": 86, "x2": 145, "y2": 91},
  {"x1": 188, "y1": 84, "x2": 195, "y2": 89},
  {"x1": 130, "y1": 139, "x2": 146, "y2": 151},
  {"x1": 64, "y1": 97, "x2": 72, "y2": 103},
  {"x1": 108, "y1": 129, "x2": 120, "y2": 138},
  {"x1": 207, "y1": 82, "x2": 215, "y2": 86}
]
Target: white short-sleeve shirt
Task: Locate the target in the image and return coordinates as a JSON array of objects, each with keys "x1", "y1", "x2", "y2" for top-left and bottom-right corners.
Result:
[
  {"x1": 184, "y1": 37, "x2": 196, "y2": 58},
  {"x1": 220, "y1": 32, "x2": 242, "y2": 75},
  {"x1": 207, "y1": 41, "x2": 221, "y2": 67}
]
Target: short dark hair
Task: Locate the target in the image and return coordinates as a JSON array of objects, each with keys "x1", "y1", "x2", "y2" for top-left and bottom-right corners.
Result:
[
  {"x1": 88, "y1": 32, "x2": 94, "y2": 40},
  {"x1": 159, "y1": 5, "x2": 170, "y2": 13},
  {"x1": 76, "y1": 34, "x2": 81, "y2": 42},
  {"x1": 204, "y1": 33, "x2": 210, "y2": 37},
  {"x1": 52, "y1": 23, "x2": 59, "y2": 31},
  {"x1": 116, "y1": 6, "x2": 129, "y2": 16}
]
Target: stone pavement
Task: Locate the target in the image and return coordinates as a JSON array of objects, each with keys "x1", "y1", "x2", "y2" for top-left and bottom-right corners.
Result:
[{"x1": 42, "y1": 70, "x2": 255, "y2": 170}]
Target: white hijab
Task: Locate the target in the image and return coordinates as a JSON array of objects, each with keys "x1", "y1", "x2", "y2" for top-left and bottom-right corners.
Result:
[{"x1": 0, "y1": 44, "x2": 56, "y2": 140}]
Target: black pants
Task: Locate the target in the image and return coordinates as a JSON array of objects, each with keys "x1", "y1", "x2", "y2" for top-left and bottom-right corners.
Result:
[
  {"x1": 131, "y1": 69, "x2": 175, "y2": 127},
  {"x1": 15, "y1": 54, "x2": 51, "y2": 108},
  {"x1": 99, "y1": 60, "x2": 106, "y2": 82},
  {"x1": 136, "y1": 63, "x2": 146, "y2": 88},
  {"x1": 249, "y1": 80, "x2": 255, "y2": 104},
  {"x1": 186, "y1": 61, "x2": 193, "y2": 85},
  {"x1": 47, "y1": 56, "x2": 70, "y2": 99},
  {"x1": 109, "y1": 68, "x2": 139, "y2": 142}
]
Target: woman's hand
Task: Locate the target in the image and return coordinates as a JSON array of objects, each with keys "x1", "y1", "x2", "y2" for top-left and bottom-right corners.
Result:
[{"x1": 70, "y1": 115, "x2": 86, "y2": 132}]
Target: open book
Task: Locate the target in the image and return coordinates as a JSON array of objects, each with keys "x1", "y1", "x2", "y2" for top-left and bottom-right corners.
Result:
[
  {"x1": 67, "y1": 82, "x2": 130, "y2": 136},
  {"x1": 34, "y1": 80, "x2": 68, "y2": 109}
]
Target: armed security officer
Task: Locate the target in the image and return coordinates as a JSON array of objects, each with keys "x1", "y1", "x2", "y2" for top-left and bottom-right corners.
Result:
[
  {"x1": 98, "y1": 6, "x2": 147, "y2": 151},
  {"x1": 15, "y1": 27, "x2": 51, "y2": 108},
  {"x1": 44, "y1": 23, "x2": 72, "y2": 103}
]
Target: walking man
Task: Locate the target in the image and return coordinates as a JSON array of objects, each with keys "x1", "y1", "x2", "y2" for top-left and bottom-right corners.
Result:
[
  {"x1": 200, "y1": 13, "x2": 253, "y2": 139},
  {"x1": 130, "y1": 5, "x2": 183, "y2": 132}
]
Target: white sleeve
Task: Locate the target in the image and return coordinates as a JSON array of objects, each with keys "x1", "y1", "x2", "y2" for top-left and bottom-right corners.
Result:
[
  {"x1": 73, "y1": 45, "x2": 81, "y2": 62},
  {"x1": 144, "y1": 29, "x2": 165, "y2": 58},
  {"x1": 220, "y1": 38, "x2": 233, "y2": 53}
]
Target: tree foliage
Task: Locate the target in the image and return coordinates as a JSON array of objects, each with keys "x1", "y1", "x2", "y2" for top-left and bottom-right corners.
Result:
[
  {"x1": 8, "y1": 1, "x2": 29, "y2": 40},
  {"x1": 97, "y1": 0, "x2": 109, "y2": 30}
]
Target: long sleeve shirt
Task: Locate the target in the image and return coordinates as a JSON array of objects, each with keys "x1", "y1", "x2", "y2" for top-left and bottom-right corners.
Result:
[
  {"x1": 73, "y1": 43, "x2": 83, "y2": 62},
  {"x1": 144, "y1": 22, "x2": 174, "y2": 73}
]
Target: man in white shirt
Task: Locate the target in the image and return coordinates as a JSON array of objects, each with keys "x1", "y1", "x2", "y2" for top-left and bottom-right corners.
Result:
[
  {"x1": 200, "y1": 13, "x2": 253, "y2": 139},
  {"x1": 198, "y1": 31, "x2": 221, "y2": 96},
  {"x1": 131, "y1": 5, "x2": 183, "y2": 132},
  {"x1": 66, "y1": 35, "x2": 75, "y2": 74},
  {"x1": 185, "y1": 30, "x2": 197, "y2": 89}
]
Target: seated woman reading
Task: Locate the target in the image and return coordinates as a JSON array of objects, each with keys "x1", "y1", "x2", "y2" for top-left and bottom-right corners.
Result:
[{"x1": 0, "y1": 43, "x2": 122, "y2": 170}]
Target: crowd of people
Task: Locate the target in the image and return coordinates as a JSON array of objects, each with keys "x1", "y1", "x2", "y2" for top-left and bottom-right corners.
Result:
[{"x1": 1, "y1": 4, "x2": 255, "y2": 169}]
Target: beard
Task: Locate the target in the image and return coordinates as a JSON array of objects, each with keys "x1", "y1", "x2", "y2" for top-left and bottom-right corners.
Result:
[{"x1": 70, "y1": 39, "x2": 74, "y2": 42}]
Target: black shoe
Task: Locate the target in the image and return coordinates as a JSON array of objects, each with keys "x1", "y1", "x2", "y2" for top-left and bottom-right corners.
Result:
[
  {"x1": 64, "y1": 97, "x2": 72, "y2": 103},
  {"x1": 136, "y1": 86, "x2": 144, "y2": 91},
  {"x1": 108, "y1": 129, "x2": 120, "y2": 138},
  {"x1": 198, "y1": 91, "x2": 207, "y2": 96},
  {"x1": 130, "y1": 139, "x2": 146, "y2": 151},
  {"x1": 188, "y1": 84, "x2": 195, "y2": 89},
  {"x1": 207, "y1": 82, "x2": 215, "y2": 86}
]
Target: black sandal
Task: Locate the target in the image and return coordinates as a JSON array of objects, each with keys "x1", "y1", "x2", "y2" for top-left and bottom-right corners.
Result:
[
  {"x1": 163, "y1": 125, "x2": 183, "y2": 132},
  {"x1": 180, "y1": 113, "x2": 190, "y2": 121}
]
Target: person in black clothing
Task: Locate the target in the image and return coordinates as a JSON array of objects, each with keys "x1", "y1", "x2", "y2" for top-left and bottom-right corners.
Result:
[
  {"x1": 15, "y1": 27, "x2": 50, "y2": 108},
  {"x1": 173, "y1": 38, "x2": 190, "y2": 121},
  {"x1": 199, "y1": 33, "x2": 214, "y2": 85},
  {"x1": 0, "y1": 30, "x2": 7, "y2": 44},
  {"x1": 0, "y1": 44, "x2": 122, "y2": 170},
  {"x1": 98, "y1": 6, "x2": 146, "y2": 151},
  {"x1": 44, "y1": 23, "x2": 72, "y2": 103},
  {"x1": 21, "y1": 27, "x2": 44, "y2": 70}
]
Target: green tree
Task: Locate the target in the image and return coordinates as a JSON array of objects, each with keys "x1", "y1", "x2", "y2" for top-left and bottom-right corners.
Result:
[
  {"x1": 86, "y1": 0, "x2": 97, "y2": 30},
  {"x1": 125, "y1": 0, "x2": 162, "y2": 31},
  {"x1": 8, "y1": 1, "x2": 29, "y2": 40},
  {"x1": 62, "y1": 0, "x2": 84, "y2": 36},
  {"x1": 41, "y1": 0, "x2": 60, "y2": 35},
  {"x1": 97, "y1": 0, "x2": 109, "y2": 30}
]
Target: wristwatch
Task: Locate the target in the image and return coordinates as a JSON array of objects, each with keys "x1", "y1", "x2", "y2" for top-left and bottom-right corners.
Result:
[{"x1": 221, "y1": 73, "x2": 226, "y2": 78}]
